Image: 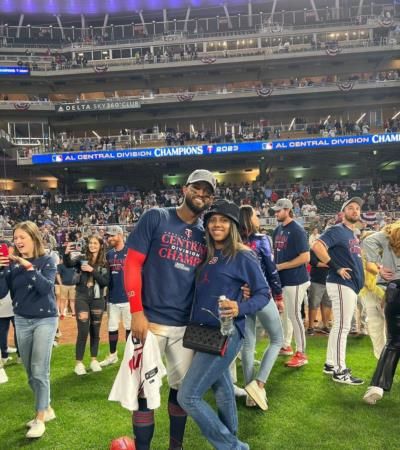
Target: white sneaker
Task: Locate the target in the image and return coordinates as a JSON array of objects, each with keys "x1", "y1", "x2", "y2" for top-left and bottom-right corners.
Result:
[
  {"x1": 7, "y1": 346, "x2": 17, "y2": 353},
  {"x1": 363, "y1": 386, "x2": 384, "y2": 405},
  {"x1": 0, "y1": 368, "x2": 8, "y2": 384},
  {"x1": 233, "y1": 385, "x2": 247, "y2": 397},
  {"x1": 27, "y1": 407, "x2": 56, "y2": 428},
  {"x1": 100, "y1": 352, "x2": 118, "y2": 367},
  {"x1": 90, "y1": 360, "x2": 102, "y2": 372},
  {"x1": 74, "y1": 362, "x2": 87, "y2": 376},
  {"x1": 245, "y1": 380, "x2": 268, "y2": 411},
  {"x1": 245, "y1": 395, "x2": 256, "y2": 407},
  {"x1": 1, "y1": 356, "x2": 12, "y2": 365},
  {"x1": 26, "y1": 419, "x2": 46, "y2": 438}
]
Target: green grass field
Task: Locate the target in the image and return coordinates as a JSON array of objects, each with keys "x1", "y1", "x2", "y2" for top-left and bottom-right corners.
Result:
[{"x1": 1, "y1": 336, "x2": 398, "y2": 450}]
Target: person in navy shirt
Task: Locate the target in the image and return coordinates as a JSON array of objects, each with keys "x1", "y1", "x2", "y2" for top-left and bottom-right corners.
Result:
[
  {"x1": 313, "y1": 196, "x2": 365, "y2": 385},
  {"x1": 0, "y1": 221, "x2": 58, "y2": 439},
  {"x1": 124, "y1": 169, "x2": 216, "y2": 450},
  {"x1": 239, "y1": 205, "x2": 283, "y2": 411},
  {"x1": 100, "y1": 225, "x2": 130, "y2": 368},
  {"x1": 178, "y1": 200, "x2": 269, "y2": 450},
  {"x1": 272, "y1": 198, "x2": 310, "y2": 368}
]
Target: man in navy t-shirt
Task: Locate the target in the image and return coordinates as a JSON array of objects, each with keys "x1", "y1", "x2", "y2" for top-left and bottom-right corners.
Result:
[
  {"x1": 272, "y1": 198, "x2": 310, "y2": 368},
  {"x1": 313, "y1": 196, "x2": 365, "y2": 385},
  {"x1": 100, "y1": 225, "x2": 129, "y2": 368},
  {"x1": 124, "y1": 169, "x2": 216, "y2": 450}
]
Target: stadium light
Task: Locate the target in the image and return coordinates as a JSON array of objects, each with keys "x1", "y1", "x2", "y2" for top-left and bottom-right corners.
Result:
[
  {"x1": 391, "y1": 111, "x2": 400, "y2": 120},
  {"x1": 356, "y1": 113, "x2": 366, "y2": 124}
]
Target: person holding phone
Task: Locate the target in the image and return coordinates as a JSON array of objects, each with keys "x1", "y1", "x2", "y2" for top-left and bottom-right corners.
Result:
[
  {"x1": 64, "y1": 235, "x2": 109, "y2": 375},
  {"x1": 0, "y1": 221, "x2": 58, "y2": 439}
]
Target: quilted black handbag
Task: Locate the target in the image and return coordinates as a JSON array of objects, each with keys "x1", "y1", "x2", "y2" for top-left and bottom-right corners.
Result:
[{"x1": 183, "y1": 323, "x2": 228, "y2": 356}]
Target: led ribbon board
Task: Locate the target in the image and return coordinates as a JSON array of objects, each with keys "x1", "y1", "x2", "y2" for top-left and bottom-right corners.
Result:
[
  {"x1": 31, "y1": 133, "x2": 400, "y2": 165},
  {"x1": 0, "y1": 66, "x2": 30, "y2": 76}
]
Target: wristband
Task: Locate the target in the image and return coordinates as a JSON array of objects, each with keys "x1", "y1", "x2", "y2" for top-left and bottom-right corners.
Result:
[{"x1": 327, "y1": 259, "x2": 341, "y2": 272}]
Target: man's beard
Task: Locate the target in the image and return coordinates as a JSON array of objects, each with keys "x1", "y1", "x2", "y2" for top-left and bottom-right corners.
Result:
[
  {"x1": 345, "y1": 215, "x2": 359, "y2": 224},
  {"x1": 184, "y1": 196, "x2": 208, "y2": 215}
]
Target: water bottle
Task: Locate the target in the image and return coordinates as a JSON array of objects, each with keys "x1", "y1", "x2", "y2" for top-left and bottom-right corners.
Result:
[{"x1": 218, "y1": 295, "x2": 235, "y2": 336}]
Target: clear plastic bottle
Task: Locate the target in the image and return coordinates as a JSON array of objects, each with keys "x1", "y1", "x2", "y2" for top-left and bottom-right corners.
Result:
[{"x1": 218, "y1": 295, "x2": 235, "y2": 336}]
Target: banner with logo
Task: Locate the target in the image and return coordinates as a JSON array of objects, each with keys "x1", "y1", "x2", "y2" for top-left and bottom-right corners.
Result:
[
  {"x1": 55, "y1": 100, "x2": 141, "y2": 113},
  {"x1": 31, "y1": 133, "x2": 400, "y2": 165}
]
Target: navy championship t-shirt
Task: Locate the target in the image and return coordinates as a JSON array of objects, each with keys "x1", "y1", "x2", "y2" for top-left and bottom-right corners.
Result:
[
  {"x1": 127, "y1": 207, "x2": 207, "y2": 326},
  {"x1": 318, "y1": 223, "x2": 364, "y2": 294},
  {"x1": 273, "y1": 220, "x2": 309, "y2": 287},
  {"x1": 107, "y1": 244, "x2": 128, "y2": 304}
]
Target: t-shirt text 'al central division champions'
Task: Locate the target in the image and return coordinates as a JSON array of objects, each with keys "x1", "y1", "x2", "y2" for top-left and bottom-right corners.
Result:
[{"x1": 127, "y1": 207, "x2": 206, "y2": 326}]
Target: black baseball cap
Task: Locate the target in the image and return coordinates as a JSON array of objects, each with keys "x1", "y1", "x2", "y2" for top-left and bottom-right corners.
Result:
[{"x1": 203, "y1": 200, "x2": 240, "y2": 227}]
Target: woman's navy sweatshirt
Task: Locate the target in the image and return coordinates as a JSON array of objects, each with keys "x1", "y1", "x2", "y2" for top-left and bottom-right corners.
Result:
[
  {"x1": 244, "y1": 233, "x2": 282, "y2": 296},
  {"x1": 192, "y1": 248, "x2": 270, "y2": 338},
  {"x1": 0, "y1": 255, "x2": 57, "y2": 319}
]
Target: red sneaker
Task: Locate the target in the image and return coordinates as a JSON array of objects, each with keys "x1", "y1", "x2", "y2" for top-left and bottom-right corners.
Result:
[
  {"x1": 285, "y1": 352, "x2": 308, "y2": 368},
  {"x1": 279, "y1": 346, "x2": 294, "y2": 356}
]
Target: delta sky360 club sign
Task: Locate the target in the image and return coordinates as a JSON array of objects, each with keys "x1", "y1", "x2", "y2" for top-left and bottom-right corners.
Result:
[{"x1": 55, "y1": 100, "x2": 141, "y2": 113}]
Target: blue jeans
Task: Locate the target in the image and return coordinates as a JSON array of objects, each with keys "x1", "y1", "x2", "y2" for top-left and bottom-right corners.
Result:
[
  {"x1": 178, "y1": 328, "x2": 249, "y2": 450},
  {"x1": 14, "y1": 315, "x2": 58, "y2": 412},
  {"x1": 242, "y1": 300, "x2": 283, "y2": 384}
]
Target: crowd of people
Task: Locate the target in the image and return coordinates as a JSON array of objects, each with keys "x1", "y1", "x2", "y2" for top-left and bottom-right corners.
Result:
[
  {"x1": 0, "y1": 181, "x2": 399, "y2": 239},
  {"x1": 0, "y1": 169, "x2": 399, "y2": 449}
]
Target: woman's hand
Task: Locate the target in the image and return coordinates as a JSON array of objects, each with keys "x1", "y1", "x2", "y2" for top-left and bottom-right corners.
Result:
[
  {"x1": 80, "y1": 264, "x2": 94, "y2": 273},
  {"x1": 241, "y1": 284, "x2": 251, "y2": 300},
  {"x1": 219, "y1": 299, "x2": 239, "y2": 318},
  {"x1": 64, "y1": 242, "x2": 74, "y2": 255},
  {"x1": 9, "y1": 254, "x2": 33, "y2": 270},
  {"x1": 0, "y1": 255, "x2": 9, "y2": 268},
  {"x1": 379, "y1": 266, "x2": 394, "y2": 281}
]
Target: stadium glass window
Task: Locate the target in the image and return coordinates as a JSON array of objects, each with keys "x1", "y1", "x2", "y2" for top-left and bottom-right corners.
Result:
[
  {"x1": 121, "y1": 49, "x2": 131, "y2": 58},
  {"x1": 112, "y1": 49, "x2": 121, "y2": 59}
]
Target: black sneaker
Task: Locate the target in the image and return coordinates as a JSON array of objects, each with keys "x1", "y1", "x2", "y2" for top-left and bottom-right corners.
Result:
[
  {"x1": 306, "y1": 327, "x2": 315, "y2": 336},
  {"x1": 332, "y1": 368, "x2": 364, "y2": 385},
  {"x1": 319, "y1": 326, "x2": 330, "y2": 335},
  {"x1": 323, "y1": 363, "x2": 334, "y2": 375}
]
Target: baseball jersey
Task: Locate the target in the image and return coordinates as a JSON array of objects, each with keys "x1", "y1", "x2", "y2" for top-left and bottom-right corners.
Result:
[
  {"x1": 127, "y1": 207, "x2": 206, "y2": 326},
  {"x1": 108, "y1": 331, "x2": 166, "y2": 411},
  {"x1": 193, "y1": 249, "x2": 270, "y2": 338},
  {"x1": 318, "y1": 223, "x2": 364, "y2": 294},
  {"x1": 106, "y1": 245, "x2": 128, "y2": 304},
  {"x1": 273, "y1": 220, "x2": 309, "y2": 287}
]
